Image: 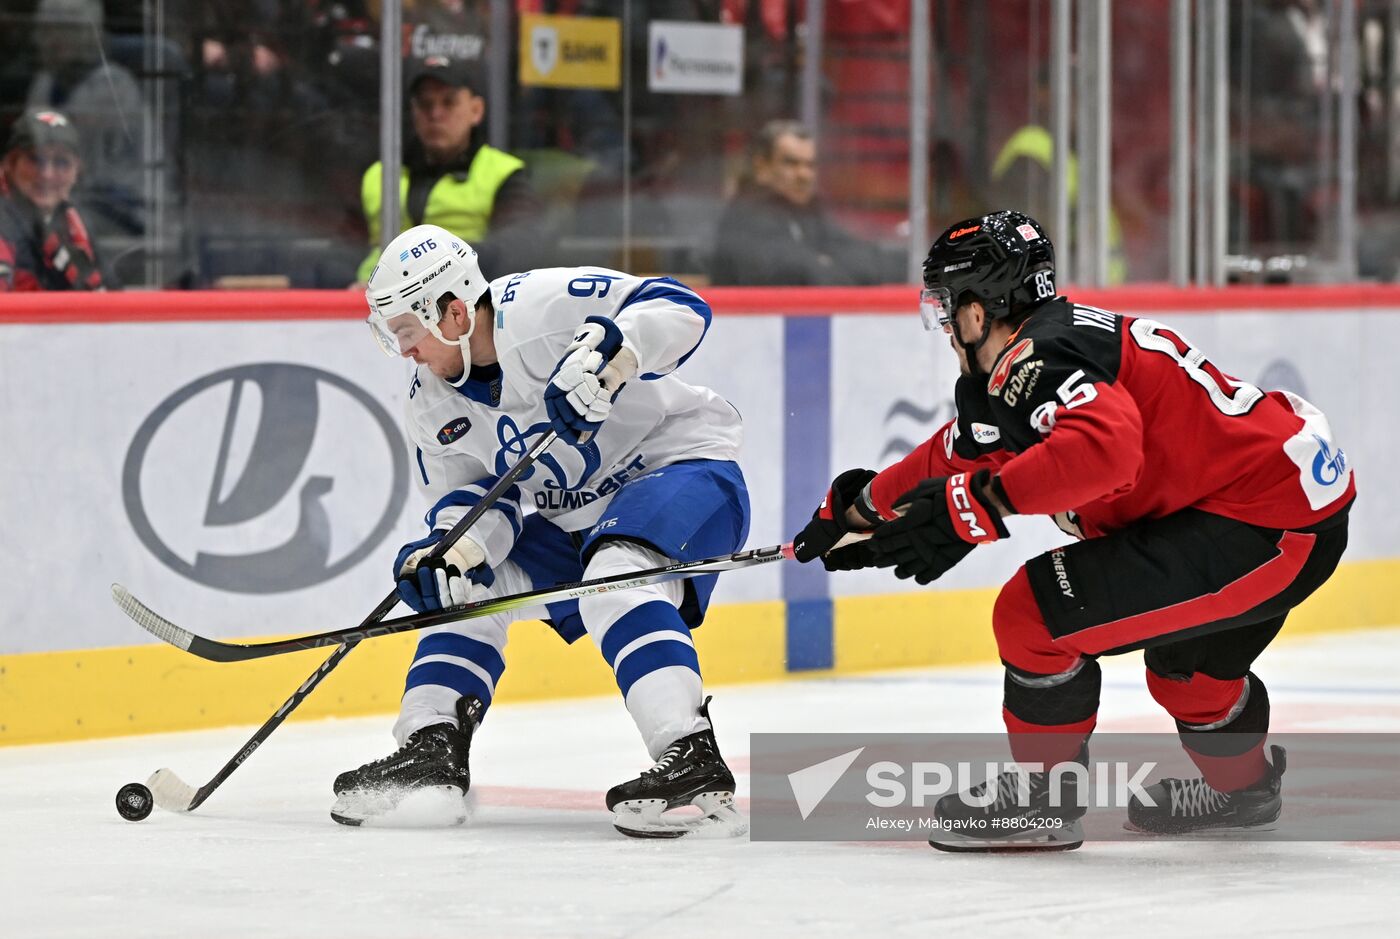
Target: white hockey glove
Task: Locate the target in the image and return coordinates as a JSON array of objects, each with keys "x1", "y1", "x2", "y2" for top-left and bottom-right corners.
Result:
[
  {"x1": 544, "y1": 315, "x2": 639, "y2": 446},
  {"x1": 393, "y1": 531, "x2": 491, "y2": 612}
]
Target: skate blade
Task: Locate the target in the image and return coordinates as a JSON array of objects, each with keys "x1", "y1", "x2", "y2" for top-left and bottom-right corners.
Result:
[
  {"x1": 930, "y1": 820, "x2": 1084, "y2": 853},
  {"x1": 611, "y1": 791, "x2": 747, "y2": 840},
  {"x1": 331, "y1": 785, "x2": 472, "y2": 828},
  {"x1": 1122, "y1": 817, "x2": 1279, "y2": 836}
]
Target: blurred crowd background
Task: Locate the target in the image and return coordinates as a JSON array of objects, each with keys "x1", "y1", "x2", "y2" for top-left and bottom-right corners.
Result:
[{"x1": 0, "y1": 0, "x2": 1397, "y2": 292}]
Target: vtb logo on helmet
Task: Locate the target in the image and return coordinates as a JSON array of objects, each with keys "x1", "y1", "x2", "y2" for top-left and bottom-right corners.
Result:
[
  {"x1": 365, "y1": 224, "x2": 490, "y2": 356},
  {"x1": 919, "y1": 210, "x2": 1056, "y2": 333}
]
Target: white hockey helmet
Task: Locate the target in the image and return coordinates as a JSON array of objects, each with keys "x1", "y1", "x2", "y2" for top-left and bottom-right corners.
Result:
[{"x1": 365, "y1": 224, "x2": 489, "y2": 357}]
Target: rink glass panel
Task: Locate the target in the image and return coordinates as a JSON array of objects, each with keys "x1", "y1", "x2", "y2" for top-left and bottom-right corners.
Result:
[{"x1": 7, "y1": 1, "x2": 1394, "y2": 289}]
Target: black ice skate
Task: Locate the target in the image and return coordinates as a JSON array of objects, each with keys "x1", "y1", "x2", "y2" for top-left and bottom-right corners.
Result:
[
  {"x1": 929, "y1": 752, "x2": 1088, "y2": 853},
  {"x1": 1126, "y1": 745, "x2": 1286, "y2": 835},
  {"x1": 330, "y1": 696, "x2": 483, "y2": 827},
  {"x1": 606, "y1": 698, "x2": 745, "y2": 839}
]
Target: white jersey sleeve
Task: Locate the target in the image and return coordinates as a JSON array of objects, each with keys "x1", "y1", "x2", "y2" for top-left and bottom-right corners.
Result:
[
  {"x1": 490, "y1": 268, "x2": 712, "y2": 381},
  {"x1": 610, "y1": 276, "x2": 711, "y2": 379},
  {"x1": 404, "y1": 382, "x2": 526, "y2": 567}
]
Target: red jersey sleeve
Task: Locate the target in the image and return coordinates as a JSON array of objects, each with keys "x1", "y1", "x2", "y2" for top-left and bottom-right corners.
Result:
[
  {"x1": 869, "y1": 419, "x2": 1008, "y2": 519},
  {"x1": 995, "y1": 378, "x2": 1145, "y2": 516}
]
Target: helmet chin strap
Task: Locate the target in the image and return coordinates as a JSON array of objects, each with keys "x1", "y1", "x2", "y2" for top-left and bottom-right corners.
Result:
[
  {"x1": 951, "y1": 312, "x2": 995, "y2": 378},
  {"x1": 426, "y1": 299, "x2": 477, "y2": 349}
]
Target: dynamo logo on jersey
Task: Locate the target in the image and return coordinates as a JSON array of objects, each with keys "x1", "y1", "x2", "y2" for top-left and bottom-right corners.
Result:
[
  {"x1": 123, "y1": 364, "x2": 408, "y2": 593},
  {"x1": 494, "y1": 415, "x2": 600, "y2": 492}
]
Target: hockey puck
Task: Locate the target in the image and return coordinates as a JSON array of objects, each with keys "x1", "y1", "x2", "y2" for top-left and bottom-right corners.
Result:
[{"x1": 116, "y1": 782, "x2": 154, "y2": 822}]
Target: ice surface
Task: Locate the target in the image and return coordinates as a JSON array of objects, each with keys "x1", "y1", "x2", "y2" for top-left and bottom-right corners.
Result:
[{"x1": 4, "y1": 628, "x2": 1400, "y2": 938}]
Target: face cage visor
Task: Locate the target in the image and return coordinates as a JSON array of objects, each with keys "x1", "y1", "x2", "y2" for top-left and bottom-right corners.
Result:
[
  {"x1": 919, "y1": 286, "x2": 955, "y2": 332},
  {"x1": 368, "y1": 309, "x2": 435, "y2": 357}
]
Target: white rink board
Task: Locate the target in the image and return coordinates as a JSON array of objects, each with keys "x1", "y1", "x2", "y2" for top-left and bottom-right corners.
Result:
[
  {"x1": 1, "y1": 303, "x2": 1392, "y2": 654},
  {"x1": 0, "y1": 317, "x2": 783, "y2": 654}
]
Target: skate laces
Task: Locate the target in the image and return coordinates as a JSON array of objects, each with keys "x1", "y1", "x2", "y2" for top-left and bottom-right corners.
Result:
[
  {"x1": 362, "y1": 736, "x2": 419, "y2": 770},
  {"x1": 365, "y1": 723, "x2": 449, "y2": 769},
  {"x1": 1167, "y1": 777, "x2": 1230, "y2": 817},
  {"x1": 645, "y1": 739, "x2": 688, "y2": 776},
  {"x1": 969, "y1": 769, "x2": 1043, "y2": 811}
]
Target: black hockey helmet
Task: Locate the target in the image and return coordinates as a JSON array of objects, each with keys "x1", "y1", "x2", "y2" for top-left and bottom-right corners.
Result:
[{"x1": 919, "y1": 210, "x2": 1056, "y2": 332}]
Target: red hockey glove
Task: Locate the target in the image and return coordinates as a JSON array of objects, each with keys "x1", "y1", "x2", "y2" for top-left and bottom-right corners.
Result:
[
  {"x1": 869, "y1": 470, "x2": 1009, "y2": 584},
  {"x1": 792, "y1": 468, "x2": 880, "y2": 571}
]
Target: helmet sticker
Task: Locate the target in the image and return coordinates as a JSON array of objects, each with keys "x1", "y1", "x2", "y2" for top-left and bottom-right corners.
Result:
[
  {"x1": 1017, "y1": 223, "x2": 1040, "y2": 241},
  {"x1": 949, "y1": 224, "x2": 981, "y2": 240}
]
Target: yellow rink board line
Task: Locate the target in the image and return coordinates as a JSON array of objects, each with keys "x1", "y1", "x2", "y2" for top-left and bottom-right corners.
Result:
[
  {"x1": 0, "y1": 601, "x2": 786, "y2": 746},
  {"x1": 3, "y1": 558, "x2": 1397, "y2": 746}
]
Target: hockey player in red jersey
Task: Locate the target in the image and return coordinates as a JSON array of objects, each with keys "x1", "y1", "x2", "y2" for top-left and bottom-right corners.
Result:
[{"x1": 793, "y1": 210, "x2": 1354, "y2": 851}]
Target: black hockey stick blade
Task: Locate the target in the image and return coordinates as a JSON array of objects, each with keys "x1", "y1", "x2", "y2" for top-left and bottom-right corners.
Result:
[{"x1": 111, "y1": 543, "x2": 795, "y2": 664}]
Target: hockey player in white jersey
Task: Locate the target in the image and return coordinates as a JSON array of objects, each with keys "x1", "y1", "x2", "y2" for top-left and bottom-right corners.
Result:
[{"x1": 332, "y1": 224, "x2": 749, "y2": 837}]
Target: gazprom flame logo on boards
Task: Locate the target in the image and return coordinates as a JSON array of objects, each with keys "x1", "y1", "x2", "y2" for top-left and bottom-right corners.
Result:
[{"x1": 123, "y1": 364, "x2": 408, "y2": 593}]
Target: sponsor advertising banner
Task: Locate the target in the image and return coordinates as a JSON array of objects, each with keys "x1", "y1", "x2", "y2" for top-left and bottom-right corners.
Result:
[
  {"x1": 1, "y1": 299, "x2": 1394, "y2": 659},
  {"x1": 0, "y1": 316, "x2": 782, "y2": 655},
  {"x1": 518, "y1": 13, "x2": 620, "y2": 89},
  {"x1": 647, "y1": 21, "x2": 744, "y2": 95}
]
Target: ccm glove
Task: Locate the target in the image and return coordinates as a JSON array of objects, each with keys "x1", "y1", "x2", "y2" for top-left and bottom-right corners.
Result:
[
  {"x1": 869, "y1": 469, "x2": 1010, "y2": 584},
  {"x1": 544, "y1": 315, "x2": 638, "y2": 446},
  {"x1": 394, "y1": 530, "x2": 494, "y2": 612},
  {"x1": 792, "y1": 468, "x2": 881, "y2": 571}
]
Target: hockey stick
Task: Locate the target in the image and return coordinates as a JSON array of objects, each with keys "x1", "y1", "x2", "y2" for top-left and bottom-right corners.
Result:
[
  {"x1": 114, "y1": 542, "x2": 795, "y2": 663},
  {"x1": 139, "y1": 430, "x2": 559, "y2": 814}
]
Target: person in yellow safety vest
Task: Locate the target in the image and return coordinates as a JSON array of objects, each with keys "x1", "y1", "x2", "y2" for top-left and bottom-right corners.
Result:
[
  {"x1": 357, "y1": 55, "x2": 544, "y2": 284},
  {"x1": 991, "y1": 125, "x2": 1126, "y2": 284}
]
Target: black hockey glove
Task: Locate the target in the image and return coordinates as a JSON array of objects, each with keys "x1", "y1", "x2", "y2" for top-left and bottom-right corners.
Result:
[
  {"x1": 792, "y1": 468, "x2": 880, "y2": 571},
  {"x1": 869, "y1": 469, "x2": 1009, "y2": 585}
]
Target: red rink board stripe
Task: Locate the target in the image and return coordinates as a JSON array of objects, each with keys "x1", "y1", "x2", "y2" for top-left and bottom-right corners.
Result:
[{"x1": 3, "y1": 283, "x2": 1400, "y2": 324}]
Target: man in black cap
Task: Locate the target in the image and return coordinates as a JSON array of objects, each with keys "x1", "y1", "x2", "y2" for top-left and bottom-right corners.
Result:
[
  {"x1": 709, "y1": 119, "x2": 903, "y2": 286},
  {"x1": 1, "y1": 109, "x2": 106, "y2": 291},
  {"x1": 355, "y1": 55, "x2": 543, "y2": 283}
]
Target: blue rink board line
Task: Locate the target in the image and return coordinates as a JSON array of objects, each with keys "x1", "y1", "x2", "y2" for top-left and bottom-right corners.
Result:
[{"x1": 782, "y1": 318, "x2": 833, "y2": 671}]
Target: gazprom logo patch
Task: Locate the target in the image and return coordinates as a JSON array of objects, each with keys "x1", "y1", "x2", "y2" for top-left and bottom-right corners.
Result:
[{"x1": 1311, "y1": 434, "x2": 1347, "y2": 485}]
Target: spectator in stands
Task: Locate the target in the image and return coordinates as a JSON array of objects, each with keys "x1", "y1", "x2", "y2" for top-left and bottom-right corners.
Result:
[
  {"x1": 0, "y1": 110, "x2": 106, "y2": 291},
  {"x1": 356, "y1": 55, "x2": 544, "y2": 284},
  {"x1": 25, "y1": 0, "x2": 148, "y2": 238},
  {"x1": 709, "y1": 119, "x2": 902, "y2": 286}
]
